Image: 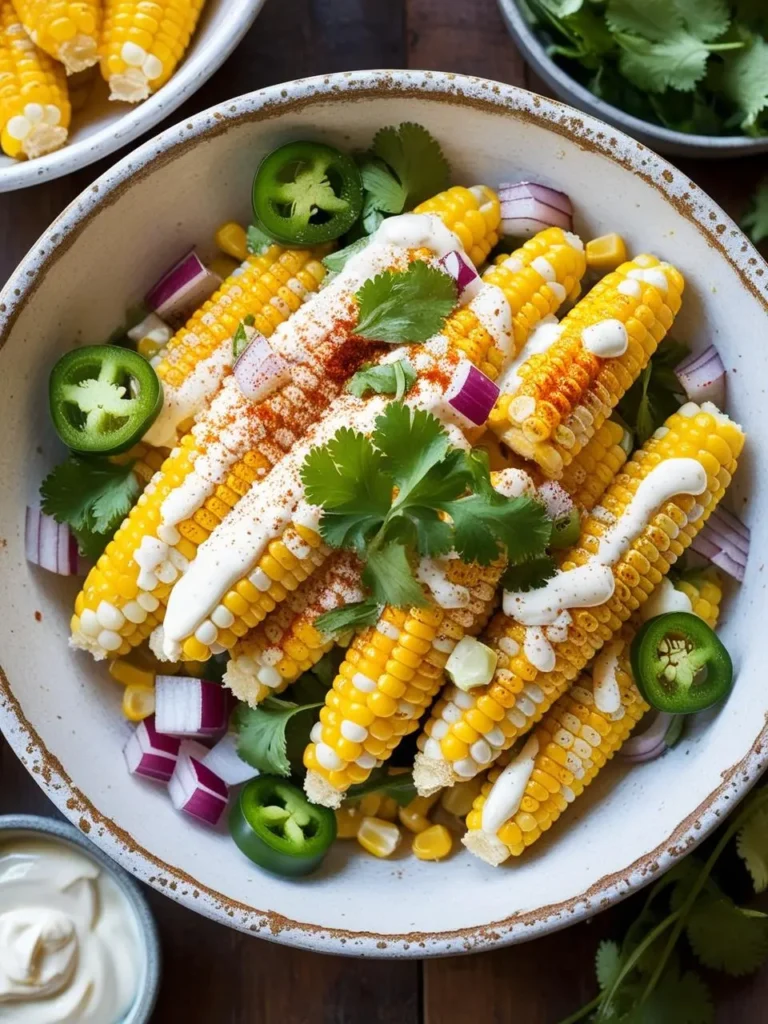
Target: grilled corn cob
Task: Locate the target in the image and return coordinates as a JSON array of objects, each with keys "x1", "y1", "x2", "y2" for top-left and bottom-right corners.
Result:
[
  {"x1": 490, "y1": 256, "x2": 684, "y2": 478},
  {"x1": 11, "y1": 0, "x2": 100, "y2": 72},
  {"x1": 71, "y1": 190, "x2": 503, "y2": 662},
  {"x1": 463, "y1": 573, "x2": 723, "y2": 864},
  {"x1": 413, "y1": 403, "x2": 744, "y2": 794},
  {"x1": 304, "y1": 559, "x2": 502, "y2": 808},
  {"x1": 100, "y1": 0, "x2": 205, "y2": 102},
  {"x1": 0, "y1": 1, "x2": 70, "y2": 159},
  {"x1": 111, "y1": 441, "x2": 168, "y2": 486},
  {"x1": 558, "y1": 419, "x2": 628, "y2": 511},
  {"x1": 414, "y1": 185, "x2": 501, "y2": 267},
  {"x1": 223, "y1": 552, "x2": 363, "y2": 707}
]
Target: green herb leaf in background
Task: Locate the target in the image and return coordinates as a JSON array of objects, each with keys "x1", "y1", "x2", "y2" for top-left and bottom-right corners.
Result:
[
  {"x1": 346, "y1": 767, "x2": 417, "y2": 807},
  {"x1": 616, "y1": 339, "x2": 690, "y2": 445},
  {"x1": 370, "y1": 122, "x2": 450, "y2": 210},
  {"x1": 741, "y1": 178, "x2": 768, "y2": 244},
  {"x1": 315, "y1": 597, "x2": 383, "y2": 637},
  {"x1": 246, "y1": 223, "x2": 274, "y2": 254},
  {"x1": 737, "y1": 803, "x2": 768, "y2": 891}
]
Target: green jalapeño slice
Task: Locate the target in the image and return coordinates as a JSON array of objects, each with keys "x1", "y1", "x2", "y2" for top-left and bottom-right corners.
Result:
[
  {"x1": 229, "y1": 776, "x2": 337, "y2": 877},
  {"x1": 49, "y1": 345, "x2": 162, "y2": 455},
  {"x1": 630, "y1": 612, "x2": 733, "y2": 714},
  {"x1": 252, "y1": 141, "x2": 364, "y2": 245}
]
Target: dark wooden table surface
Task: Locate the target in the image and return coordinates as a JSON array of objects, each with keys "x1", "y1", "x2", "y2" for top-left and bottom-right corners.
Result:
[{"x1": 1, "y1": 1, "x2": 766, "y2": 1021}]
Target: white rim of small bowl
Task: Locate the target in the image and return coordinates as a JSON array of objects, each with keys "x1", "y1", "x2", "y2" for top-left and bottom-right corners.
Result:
[
  {"x1": 496, "y1": 0, "x2": 768, "y2": 157},
  {"x1": 0, "y1": 70, "x2": 767, "y2": 957},
  {"x1": 0, "y1": 0, "x2": 266, "y2": 192}
]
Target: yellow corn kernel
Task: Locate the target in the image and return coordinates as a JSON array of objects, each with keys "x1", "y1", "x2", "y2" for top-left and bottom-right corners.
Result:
[
  {"x1": 122, "y1": 683, "x2": 156, "y2": 721},
  {"x1": 398, "y1": 793, "x2": 440, "y2": 834},
  {"x1": 440, "y1": 778, "x2": 484, "y2": 818},
  {"x1": 378, "y1": 796, "x2": 400, "y2": 822},
  {"x1": 335, "y1": 805, "x2": 363, "y2": 839},
  {"x1": 109, "y1": 659, "x2": 155, "y2": 688},
  {"x1": 215, "y1": 222, "x2": 248, "y2": 262},
  {"x1": 11, "y1": 0, "x2": 100, "y2": 72},
  {"x1": 414, "y1": 185, "x2": 501, "y2": 267},
  {"x1": 586, "y1": 234, "x2": 627, "y2": 272},
  {"x1": 356, "y1": 817, "x2": 401, "y2": 858},
  {"x1": 208, "y1": 255, "x2": 239, "y2": 280},
  {"x1": 358, "y1": 794, "x2": 382, "y2": 818},
  {"x1": 412, "y1": 824, "x2": 453, "y2": 861}
]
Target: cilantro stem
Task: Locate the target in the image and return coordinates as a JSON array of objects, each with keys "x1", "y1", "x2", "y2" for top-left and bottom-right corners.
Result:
[
  {"x1": 556, "y1": 991, "x2": 602, "y2": 1024},
  {"x1": 705, "y1": 42, "x2": 746, "y2": 51},
  {"x1": 595, "y1": 910, "x2": 682, "y2": 1021},
  {"x1": 637, "y1": 787, "x2": 768, "y2": 1009}
]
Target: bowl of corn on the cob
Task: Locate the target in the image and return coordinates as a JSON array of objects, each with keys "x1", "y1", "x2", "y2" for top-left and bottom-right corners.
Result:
[
  {"x1": 0, "y1": 0, "x2": 266, "y2": 191},
  {"x1": 0, "y1": 69, "x2": 765, "y2": 956}
]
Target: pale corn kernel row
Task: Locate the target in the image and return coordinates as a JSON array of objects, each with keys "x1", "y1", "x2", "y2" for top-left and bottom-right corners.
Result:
[{"x1": 12, "y1": 0, "x2": 100, "y2": 73}]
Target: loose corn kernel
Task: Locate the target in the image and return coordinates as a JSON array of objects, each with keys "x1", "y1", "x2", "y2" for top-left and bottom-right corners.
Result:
[
  {"x1": 335, "y1": 806, "x2": 363, "y2": 839},
  {"x1": 215, "y1": 222, "x2": 248, "y2": 262},
  {"x1": 585, "y1": 233, "x2": 627, "y2": 272},
  {"x1": 398, "y1": 793, "x2": 441, "y2": 834},
  {"x1": 378, "y1": 796, "x2": 400, "y2": 822},
  {"x1": 412, "y1": 825, "x2": 453, "y2": 861},
  {"x1": 109, "y1": 660, "x2": 154, "y2": 688},
  {"x1": 358, "y1": 794, "x2": 382, "y2": 818},
  {"x1": 122, "y1": 683, "x2": 155, "y2": 721},
  {"x1": 356, "y1": 817, "x2": 401, "y2": 858},
  {"x1": 440, "y1": 778, "x2": 483, "y2": 818}
]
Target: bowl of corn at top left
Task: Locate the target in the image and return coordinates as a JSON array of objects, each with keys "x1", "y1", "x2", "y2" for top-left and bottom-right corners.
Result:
[{"x1": 0, "y1": 0, "x2": 267, "y2": 192}]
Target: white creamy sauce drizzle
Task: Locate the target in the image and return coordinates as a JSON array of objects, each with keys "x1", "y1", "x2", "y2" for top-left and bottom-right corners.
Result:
[
  {"x1": 628, "y1": 266, "x2": 668, "y2": 292},
  {"x1": 416, "y1": 557, "x2": 470, "y2": 609},
  {"x1": 468, "y1": 284, "x2": 513, "y2": 359},
  {"x1": 618, "y1": 278, "x2": 642, "y2": 299},
  {"x1": 0, "y1": 839, "x2": 140, "y2": 1023},
  {"x1": 481, "y1": 735, "x2": 539, "y2": 834},
  {"x1": 531, "y1": 255, "x2": 556, "y2": 282},
  {"x1": 640, "y1": 577, "x2": 693, "y2": 622},
  {"x1": 492, "y1": 468, "x2": 535, "y2": 498},
  {"x1": 496, "y1": 315, "x2": 563, "y2": 398},
  {"x1": 504, "y1": 562, "x2": 615, "y2": 625},
  {"x1": 592, "y1": 640, "x2": 623, "y2": 715},
  {"x1": 581, "y1": 319, "x2": 628, "y2": 359},
  {"x1": 523, "y1": 626, "x2": 556, "y2": 672},
  {"x1": 146, "y1": 341, "x2": 233, "y2": 447}
]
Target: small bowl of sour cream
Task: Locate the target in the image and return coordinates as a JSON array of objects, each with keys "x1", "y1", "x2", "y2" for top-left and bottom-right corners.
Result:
[{"x1": 0, "y1": 815, "x2": 160, "y2": 1024}]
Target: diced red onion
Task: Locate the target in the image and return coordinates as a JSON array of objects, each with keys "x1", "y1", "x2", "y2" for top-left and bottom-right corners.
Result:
[
  {"x1": 499, "y1": 182, "x2": 573, "y2": 238},
  {"x1": 25, "y1": 507, "x2": 85, "y2": 576},
  {"x1": 202, "y1": 732, "x2": 259, "y2": 786},
  {"x1": 675, "y1": 346, "x2": 725, "y2": 406},
  {"x1": 154, "y1": 677, "x2": 229, "y2": 737},
  {"x1": 233, "y1": 330, "x2": 291, "y2": 401},
  {"x1": 437, "y1": 250, "x2": 482, "y2": 302},
  {"x1": 127, "y1": 312, "x2": 173, "y2": 348},
  {"x1": 146, "y1": 250, "x2": 220, "y2": 323},
  {"x1": 537, "y1": 481, "x2": 574, "y2": 521},
  {"x1": 168, "y1": 740, "x2": 229, "y2": 826},
  {"x1": 691, "y1": 506, "x2": 749, "y2": 582},
  {"x1": 124, "y1": 715, "x2": 181, "y2": 783},
  {"x1": 619, "y1": 711, "x2": 674, "y2": 764},
  {"x1": 446, "y1": 362, "x2": 500, "y2": 426}
]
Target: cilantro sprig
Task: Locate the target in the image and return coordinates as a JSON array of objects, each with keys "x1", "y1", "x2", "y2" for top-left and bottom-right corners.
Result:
[
  {"x1": 742, "y1": 177, "x2": 768, "y2": 245},
  {"x1": 232, "y1": 313, "x2": 256, "y2": 359},
  {"x1": 616, "y1": 338, "x2": 689, "y2": 445},
  {"x1": 347, "y1": 359, "x2": 417, "y2": 400},
  {"x1": 354, "y1": 261, "x2": 458, "y2": 344},
  {"x1": 525, "y1": 0, "x2": 768, "y2": 138},
  {"x1": 562, "y1": 785, "x2": 768, "y2": 1023},
  {"x1": 301, "y1": 402, "x2": 551, "y2": 608},
  {"x1": 40, "y1": 456, "x2": 141, "y2": 559}
]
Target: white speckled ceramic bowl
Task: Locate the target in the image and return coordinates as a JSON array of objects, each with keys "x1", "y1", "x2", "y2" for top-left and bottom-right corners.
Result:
[
  {"x1": 0, "y1": 70, "x2": 766, "y2": 957},
  {"x1": 0, "y1": 0, "x2": 266, "y2": 192}
]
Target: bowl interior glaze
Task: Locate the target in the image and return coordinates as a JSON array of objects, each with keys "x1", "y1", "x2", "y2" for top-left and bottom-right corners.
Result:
[{"x1": 0, "y1": 71, "x2": 766, "y2": 956}]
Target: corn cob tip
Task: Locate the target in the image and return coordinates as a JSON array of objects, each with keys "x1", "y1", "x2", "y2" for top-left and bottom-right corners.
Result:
[
  {"x1": 223, "y1": 659, "x2": 263, "y2": 708},
  {"x1": 461, "y1": 829, "x2": 508, "y2": 867},
  {"x1": 107, "y1": 69, "x2": 151, "y2": 103},
  {"x1": 413, "y1": 753, "x2": 457, "y2": 797},
  {"x1": 68, "y1": 629, "x2": 109, "y2": 662},
  {"x1": 304, "y1": 770, "x2": 344, "y2": 810},
  {"x1": 59, "y1": 36, "x2": 98, "y2": 74}
]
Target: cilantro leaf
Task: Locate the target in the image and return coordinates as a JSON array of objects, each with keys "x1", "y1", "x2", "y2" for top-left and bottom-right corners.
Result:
[
  {"x1": 236, "y1": 696, "x2": 323, "y2": 777},
  {"x1": 40, "y1": 457, "x2": 140, "y2": 539},
  {"x1": 354, "y1": 262, "x2": 458, "y2": 344},
  {"x1": 719, "y1": 32, "x2": 768, "y2": 128},
  {"x1": 633, "y1": 967, "x2": 714, "y2": 1024},
  {"x1": 500, "y1": 554, "x2": 558, "y2": 592},
  {"x1": 371, "y1": 123, "x2": 450, "y2": 210},
  {"x1": 687, "y1": 894, "x2": 768, "y2": 976},
  {"x1": 358, "y1": 156, "x2": 407, "y2": 214},
  {"x1": 674, "y1": 0, "x2": 730, "y2": 42},
  {"x1": 374, "y1": 402, "x2": 451, "y2": 502},
  {"x1": 363, "y1": 541, "x2": 428, "y2": 608},
  {"x1": 617, "y1": 339, "x2": 689, "y2": 444},
  {"x1": 347, "y1": 360, "x2": 417, "y2": 399},
  {"x1": 315, "y1": 598, "x2": 383, "y2": 638},
  {"x1": 246, "y1": 223, "x2": 274, "y2": 254},
  {"x1": 742, "y1": 178, "x2": 768, "y2": 245},
  {"x1": 346, "y1": 767, "x2": 417, "y2": 807},
  {"x1": 618, "y1": 33, "x2": 710, "y2": 93},
  {"x1": 596, "y1": 939, "x2": 623, "y2": 992},
  {"x1": 323, "y1": 236, "x2": 370, "y2": 273},
  {"x1": 737, "y1": 802, "x2": 768, "y2": 892},
  {"x1": 606, "y1": 0, "x2": 682, "y2": 41},
  {"x1": 232, "y1": 315, "x2": 255, "y2": 359},
  {"x1": 442, "y1": 493, "x2": 552, "y2": 567}
]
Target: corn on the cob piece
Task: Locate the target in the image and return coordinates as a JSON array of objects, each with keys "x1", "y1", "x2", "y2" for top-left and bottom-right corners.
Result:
[
  {"x1": 100, "y1": 0, "x2": 205, "y2": 103},
  {"x1": 558, "y1": 419, "x2": 628, "y2": 511},
  {"x1": 414, "y1": 185, "x2": 501, "y2": 268},
  {"x1": 463, "y1": 573, "x2": 723, "y2": 864},
  {"x1": 111, "y1": 441, "x2": 168, "y2": 486},
  {"x1": 0, "y1": 2, "x2": 69, "y2": 159},
  {"x1": 146, "y1": 246, "x2": 328, "y2": 444},
  {"x1": 223, "y1": 552, "x2": 363, "y2": 707},
  {"x1": 11, "y1": 0, "x2": 100, "y2": 72},
  {"x1": 70, "y1": 190, "x2": 504, "y2": 662},
  {"x1": 303, "y1": 558, "x2": 502, "y2": 808},
  {"x1": 490, "y1": 256, "x2": 684, "y2": 478},
  {"x1": 413, "y1": 403, "x2": 744, "y2": 794}
]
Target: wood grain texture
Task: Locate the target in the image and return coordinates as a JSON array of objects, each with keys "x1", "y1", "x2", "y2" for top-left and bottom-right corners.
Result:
[{"x1": 1, "y1": 0, "x2": 767, "y2": 1020}]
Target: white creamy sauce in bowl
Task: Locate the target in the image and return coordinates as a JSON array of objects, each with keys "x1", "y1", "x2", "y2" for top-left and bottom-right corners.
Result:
[{"x1": 0, "y1": 837, "x2": 141, "y2": 1023}]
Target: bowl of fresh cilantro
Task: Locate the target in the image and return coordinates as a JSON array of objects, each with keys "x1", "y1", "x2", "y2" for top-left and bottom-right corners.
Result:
[{"x1": 499, "y1": 0, "x2": 768, "y2": 157}]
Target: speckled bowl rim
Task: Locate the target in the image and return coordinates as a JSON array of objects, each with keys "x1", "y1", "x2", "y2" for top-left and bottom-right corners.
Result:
[
  {"x1": 0, "y1": 814, "x2": 160, "y2": 1021},
  {"x1": 0, "y1": 70, "x2": 767, "y2": 958},
  {"x1": 496, "y1": 0, "x2": 768, "y2": 158}
]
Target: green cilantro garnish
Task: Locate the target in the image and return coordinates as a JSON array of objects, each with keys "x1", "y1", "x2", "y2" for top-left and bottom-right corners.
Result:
[
  {"x1": 563, "y1": 785, "x2": 768, "y2": 1022},
  {"x1": 742, "y1": 177, "x2": 768, "y2": 245},
  {"x1": 246, "y1": 223, "x2": 274, "y2": 255},
  {"x1": 231, "y1": 314, "x2": 256, "y2": 359},
  {"x1": 355, "y1": 123, "x2": 450, "y2": 234},
  {"x1": 322, "y1": 236, "x2": 370, "y2": 273},
  {"x1": 616, "y1": 338, "x2": 690, "y2": 445},
  {"x1": 301, "y1": 402, "x2": 551, "y2": 608},
  {"x1": 524, "y1": 0, "x2": 768, "y2": 138},
  {"x1": 500, "y1": 554, "x2": 558, "y2": 592},
  {"x1": 315, "y1": 597, "x2": 383, "y2": 637},
  {"x1": 347, "y1": 359, "x2": 417, "y2": 400},
  {"x1": 346, "y1": 767, "x2": 417, "y2": 807},
  {"x1": 40, "y1": 456, "x2": 140, "y2": 559},
  {"x1": 354, "y1": 261, "x2": 458, "y2": 344}
]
